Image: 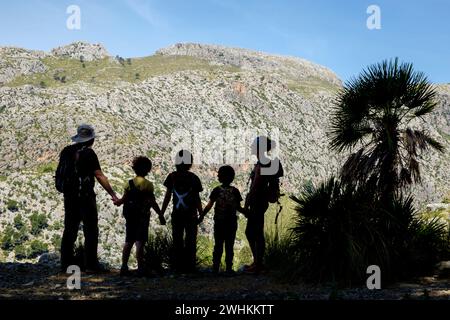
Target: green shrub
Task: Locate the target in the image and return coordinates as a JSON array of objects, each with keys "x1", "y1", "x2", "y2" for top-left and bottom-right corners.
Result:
[
  {"x1": 0, "y1": 225, "x2": 15, "y2": 251},
  {"x1": 37, "y1": 162, "x2": 57, "y2": 174},
  {"x1": 0, "y1": 223, "x2": 29, "y2": 251},
  {"x1": 289, "y1": 178, "x2": 384, "y2": 285},
  {"x1": 289, "y1": 178, "x2": 450, "y2": 286},
  {"x1": 443, "y1": 192, "x2": 450, "y2": 204},
  {"x1": 13, "y1": 225, "x2": 28, "y2": 246},
  {"x1": 406, "y1": 215, "x2": 450, "y2": 274},
  {"x1": 29, "y1": 212, "x2": 48, "y2": 236},
  {"x1": 51, "y1": 234, "x2": 62, "y2": 251},
  {"x1": 196, "y1": 235, "x2": 214, "y2": 268},
  {"x1": 264, "y1": 227, "x2": 299, "y2": 281},
  {"x1": 7, "y1": 199, "x2": 19, "y2": 212},
  {"x1": 50, "y1": 221, "x2": 63, "y2": 231},
  {"x1": 13, "y1": 214, "x2": 25, "y2": 230},
  {"x1": 146, "y1": 150, "x2": 157, "y2": 158},
  {"x1": 14, "y1": 244, "x2": 29, "y2": 260},
  {"x1": 28, "y1": 240, "x2": 49, "y2": 258},
  {"x1": 143, "y1": 230, "x2": 174, "y2": 274}
]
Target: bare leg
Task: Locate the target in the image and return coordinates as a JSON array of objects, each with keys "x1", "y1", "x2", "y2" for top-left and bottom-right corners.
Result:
[
  {"x1": 122, "y1": 242, "x2": 133, "y2": 270},
  {"x1": 135, "y1": 241, "x2": 145, "y2": 271}
]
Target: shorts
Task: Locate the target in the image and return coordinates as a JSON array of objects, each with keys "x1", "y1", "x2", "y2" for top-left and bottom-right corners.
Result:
[{"x1": 125, "y1": 213, "x2": 150, "y2": 243}]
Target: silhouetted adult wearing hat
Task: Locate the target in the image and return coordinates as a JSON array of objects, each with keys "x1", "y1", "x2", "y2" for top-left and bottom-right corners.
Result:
[{"x1": 56, "y1": 124, "x2": 118, "y2": 273}]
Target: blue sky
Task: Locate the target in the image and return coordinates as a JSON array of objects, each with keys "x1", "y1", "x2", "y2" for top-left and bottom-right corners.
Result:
[{"x1": 1, "y1": 0, "x2": 449, "y2": 83}]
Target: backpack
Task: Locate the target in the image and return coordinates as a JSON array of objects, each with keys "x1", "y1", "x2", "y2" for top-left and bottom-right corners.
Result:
[
  {"x1": 55, "y1": 146, "x2": 80, "y2": 194},
  {"x1": 123, "y1": 179, "x2": 149, "y2": 220},
  {"x1": 214, "y1": 186, "x2": 239, "y2": 219},
  {"x1": 267, "y1": 176, "x2": 282, "y2": 204},
  {"x1": 250, "y1": 159, "x2": 284, "y2": 204}
]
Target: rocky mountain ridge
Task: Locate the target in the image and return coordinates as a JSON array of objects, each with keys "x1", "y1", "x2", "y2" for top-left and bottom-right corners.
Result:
[
  {"x1": 0, "y1": 42, "x2": 110, "y2": 85},
  {"x1": 0, "y1": 41, "x2": 448, "y2": 267},
  {"x1": 156, "y1": 42, "x2": 342, "y2": 86}
]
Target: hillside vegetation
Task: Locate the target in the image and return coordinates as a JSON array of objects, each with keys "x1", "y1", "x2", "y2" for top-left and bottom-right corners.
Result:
[{"x1": 0, "y1": 42, "x2": 448, "y2": 268}]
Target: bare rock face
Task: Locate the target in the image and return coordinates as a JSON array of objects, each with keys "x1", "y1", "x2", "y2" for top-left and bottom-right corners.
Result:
[
  {"x1": 0, "y1": 41, "x2": 448, "y2": 267},
  {"x1": 0, "y1": 47, "x2": 48, "y2": 84},
  {"x1": 156, "y1": 43, "x2": 342, "y2": 87},
  {"x1": 51, "y1": 41, "x2": 109, "y2": 61}
]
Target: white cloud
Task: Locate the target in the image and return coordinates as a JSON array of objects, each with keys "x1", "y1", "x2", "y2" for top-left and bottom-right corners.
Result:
[{"x1": 125, "y1": 0, "x2": 167, "y2": 28}]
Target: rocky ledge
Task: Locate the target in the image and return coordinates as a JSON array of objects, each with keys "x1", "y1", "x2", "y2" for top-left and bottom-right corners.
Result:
[{"x1": 51, "y1": 41, "x2": 110, "y2": 61}]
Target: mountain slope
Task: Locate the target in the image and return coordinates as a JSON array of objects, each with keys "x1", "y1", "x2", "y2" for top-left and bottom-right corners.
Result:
[{"x1": 0, "y1": 42, "x2": 448, "y2": 266}]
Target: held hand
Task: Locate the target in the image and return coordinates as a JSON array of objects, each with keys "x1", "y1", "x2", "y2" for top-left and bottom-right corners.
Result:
[
  {"x1": 111, "y1": 193, "x2": 119, "y2": 203},
  {"x1": 112, "y1": 196, "x2": 122, "y2": 207}
]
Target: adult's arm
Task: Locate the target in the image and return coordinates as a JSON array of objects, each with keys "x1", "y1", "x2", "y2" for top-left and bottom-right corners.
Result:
[
  {"x1": 245, "y1": 165, "x2": 263, "y2": 209},
  {"x1": 161, "y1": 188, "x2": 172, "y2": 216},
  {"x1": 94, "y1": 169, "x2": 118, "y2": 201},
  {"x1": 202, "y1": 199, "x2": 214, "y2": 218},
  {"x1": 196, "y1": 194, "x2": 203, "y2": 217},
  {"x1": 149, "y1": 193, "x2": 166, "y2": 225}
]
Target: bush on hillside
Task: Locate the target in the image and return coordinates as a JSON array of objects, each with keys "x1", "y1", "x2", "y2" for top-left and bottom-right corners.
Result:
[{"x1": 288, "y1": 178, "x2": 450, "y2": 286}]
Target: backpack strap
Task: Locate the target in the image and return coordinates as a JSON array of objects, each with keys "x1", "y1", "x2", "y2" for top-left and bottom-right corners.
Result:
[
  {"x1": 129, "y1": 179, "x2": 136, "y2": 191},
  {"x1": 173, "y1": 189, "x2": 190, "y2": 210},
  {"x1": 171, "y1": 172, "x2": 192, "y2": 210},
  {"x1": 128, "y1": 179, "x2": 144, "y2": 200}
]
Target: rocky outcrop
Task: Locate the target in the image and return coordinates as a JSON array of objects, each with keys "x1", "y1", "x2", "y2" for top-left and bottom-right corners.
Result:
[
  {"x1": 0, "y1": 47, "x2": 48, "y2": 84},
  {"x1": 51, "y1": 41, "x2": 109, "y2": 61}
]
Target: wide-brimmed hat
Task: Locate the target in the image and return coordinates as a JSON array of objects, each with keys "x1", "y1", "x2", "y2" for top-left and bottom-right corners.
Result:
[{"x1": 71, "y1": 124, "x2": 96, "y2": 143}]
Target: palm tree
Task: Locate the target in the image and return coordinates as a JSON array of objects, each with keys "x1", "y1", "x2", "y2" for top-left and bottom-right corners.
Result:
[{"x1": 330, "y1": 58, "x2": 444, "y2": 198}]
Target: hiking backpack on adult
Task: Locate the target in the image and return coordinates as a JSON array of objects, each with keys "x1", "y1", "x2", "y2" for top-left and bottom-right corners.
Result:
[
  {"x1": 266, "y1": 176, "x2": 282, "y2": 204},
  {"x1": 264, "y1": 158, "x2": 284, "y2": 204},
  {"x1": 55, "y1": 146, "x2": 80, "y2": 194}
]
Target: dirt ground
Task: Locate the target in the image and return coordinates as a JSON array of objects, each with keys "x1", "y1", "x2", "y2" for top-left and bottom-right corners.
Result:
[{"x1": 1, "y1": 263, "x2": 449, "y2": 300}]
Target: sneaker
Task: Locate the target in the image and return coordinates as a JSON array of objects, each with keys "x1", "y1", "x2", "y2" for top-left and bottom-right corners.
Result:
[
  {"x1": 225, "y1": 269, "x2": 236, "y2": 277},
  {"x1": 244, "y1": 265, "x2": 263, "y2": 275},
  {"x1": 243, "y1": 263, "x2": 256, "y2": 271},
  {"x1": 120, "y1": 267, "x2": 131, "y2": 277},
  {"x1": 136, "y1": 268, "x2": 149, "y2": 278},
  {"x1": 212, "y1": 264, "x2": 220, "y2": 274}
]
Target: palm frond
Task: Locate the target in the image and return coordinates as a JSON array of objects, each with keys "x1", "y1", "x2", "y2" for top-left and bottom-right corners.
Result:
[{"x1": 330, "y1": 58, "x2": 443, "y2": 193}]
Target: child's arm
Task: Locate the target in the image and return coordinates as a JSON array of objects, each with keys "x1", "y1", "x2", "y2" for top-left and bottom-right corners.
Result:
[
  {"x1": 114, "y1": 191, "x2": 128, "y2": 206},
  {"x1": 237, "y1": 203, "x2": 249, "y2": 217},
  {"x1": 235, "y1": 189, "x2": 248, "y2": 217},
  {"x1": 196, "y1": 195, "x2": 204, "y2": 219},
  {"x1": 198, "y1": 199, "x2": 214, "y2": 224},
  {"x1": 149, "y1": 193, "x2": 166, "y2": 225}
]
